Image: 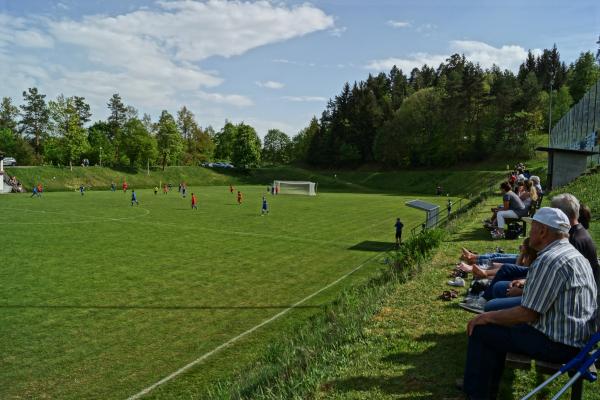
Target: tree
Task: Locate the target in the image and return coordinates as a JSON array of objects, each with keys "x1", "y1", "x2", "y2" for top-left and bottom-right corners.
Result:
[
  {"x1": 568, "y1": 51, "x2": 600, "y2": 103},
  {"x1": 186, "y1": 125, "x2": 215, "y2": 164},
  {"x1": 20, "y1": 87, "x2": 49, "y2": 155},
  {"x1": 0, "y1": 97, "x2": 19, "y2": 133},
  {"x1": 87, "y1": 121, "x2": 114, "y2": 166},
  {"x1": 71, "y1": 96, "x2": 92, "y2": 127},
  {"x1": 121, "y1": 118, "x2": 157, "y2": 167},
  {"x1": 63, "y1": 114, "x2": 90, "y2": 169},
  {"x1": 231, "y1": 123, "x2": 261, "y2": 168},
  {"x1": 262, "y1": 129, "x2": 291, "y2": 164},
  {"x1": 107, "y1": 94, "x2": 128, "y2": 162},
  {"x1": 291, "y1": 117, "x2": 319, "y2": 162},
  {"x1": 156, "y1": 110, "x2": 183, "y2": 170},
  {"x1": 214, "y1": 121, "x2": 237, "y2": 160},
  {"x1": 177, "y1": 106, "x2": 196, "y2": 143}
]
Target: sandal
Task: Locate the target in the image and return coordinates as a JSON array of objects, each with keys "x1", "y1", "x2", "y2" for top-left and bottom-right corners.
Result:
[{"x1": 439, "y1": 290, "x2": 459, "y2": 300}]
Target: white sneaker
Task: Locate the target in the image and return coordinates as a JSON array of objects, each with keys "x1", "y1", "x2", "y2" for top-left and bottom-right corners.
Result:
[{"x1": 447, "y1": 277, "x2": 465, "y2": 287}]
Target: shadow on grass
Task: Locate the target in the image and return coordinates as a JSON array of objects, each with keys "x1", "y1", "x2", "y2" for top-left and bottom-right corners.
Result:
[
  {"x1": 349, "y1": 241, "x2": 396, "y2": 252},
  {"x1": 0, "y1": 304, "x2": 324, "y2": 311},
  {"x1": 324, "y1": 331, "x2": 516, "y2": 398}
]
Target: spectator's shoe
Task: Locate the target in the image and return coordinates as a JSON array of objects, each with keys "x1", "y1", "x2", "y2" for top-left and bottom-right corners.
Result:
[
  {"x1": 491, "y1": 230, "x2": 505, "y2": 240},
  {"x1": 447, "y1": 277, "x2": 466, "y2": 287},
  {"x1": 458, "y1": 297, "x2": 486, "y2": 314}
]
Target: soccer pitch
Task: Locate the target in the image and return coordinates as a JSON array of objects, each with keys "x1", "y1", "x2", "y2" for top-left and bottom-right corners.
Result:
[{"x1": 0, "y1": 186, "x2": 457, "y2": 399}]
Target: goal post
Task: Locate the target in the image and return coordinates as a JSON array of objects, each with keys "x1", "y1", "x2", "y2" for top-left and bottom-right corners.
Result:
[{"x1": 273, "y1": 180, "x2": 317, "y2": 196}]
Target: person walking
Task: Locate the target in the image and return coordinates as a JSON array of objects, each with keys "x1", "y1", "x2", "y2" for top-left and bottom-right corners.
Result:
[{"x1": 131, "y1": 190, "x2": 139, "y2": 206}]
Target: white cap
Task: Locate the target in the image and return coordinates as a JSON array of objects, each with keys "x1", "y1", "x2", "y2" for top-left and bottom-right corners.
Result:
[
  {"x1": 522, "y1": 207, "x2": 571, "y2": 233},
  {"x1": 517, "y1": 174, "x2": 526, "y2": 181},
  {"x1": 530, "y1": 175, "x2": 540, "y2": 183}
]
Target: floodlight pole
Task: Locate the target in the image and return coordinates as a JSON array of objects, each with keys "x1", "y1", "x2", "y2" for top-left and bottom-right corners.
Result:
[{"x1": 548, "y1": 72, "x2": 555, "y2": 147}]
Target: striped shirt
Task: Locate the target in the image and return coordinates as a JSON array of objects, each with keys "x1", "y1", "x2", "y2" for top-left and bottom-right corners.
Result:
[{"x1": 522, "y1": 238, "x2": 598, "y2": 348}]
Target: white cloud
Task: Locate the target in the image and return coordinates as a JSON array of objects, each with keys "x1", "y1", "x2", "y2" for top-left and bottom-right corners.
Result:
[
  {"x1": 416, "y1": 23, "x2": 437, "y2": 34},
  {"x1": 13, "y1": 30, "x2": 54, "y2": 48},
  {"x1": 194, "y1": 91, "x2": 254, "y2": 107},
  {"x1": 450, "y1": 40, "x2": 537, "y2": 71},
  {"x1": 0, "y1": 1, "x2": 334, "y2": 121},
  {"x1": 365, "y1": 53, "x2": 447, "y2": 72},
  {"x1": 330, "y1": 26, "x2": 347, "y2": 37},
  {"x1": 271, "y1": 59, "x2": 316, "y2": 67},
  {"x1": 282, "y1": 96, "x2": 327, "y2": 102},
  {"x1": 387, "y1": 20, "x2": 410, "y2": 28},
  {"x1": 256, "y1": 80, "x2": 285, "y2": 89},
  {"x1": 365, "y1": 40, "x2": 542, "y2": 72}
]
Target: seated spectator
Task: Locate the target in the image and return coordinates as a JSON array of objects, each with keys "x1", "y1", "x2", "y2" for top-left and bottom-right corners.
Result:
[
  {"x1": 461, "y1": 207, "x2": 598, "y2": 399},
  {"x1": 551, "y1": 193, "x2": 599, "y2": 285},
  {"x1": 579, "y1": 203, "x2": 592, "y2": 230},
  {"x1": 461, "y1": 248, "x2": 516, "y2": 265},
  {"x1": 530, "y1": 175, "x2": 543, "y2": 196},
  {"x1": 491, "y1": 182, "x2": 527, "y2": 239}
]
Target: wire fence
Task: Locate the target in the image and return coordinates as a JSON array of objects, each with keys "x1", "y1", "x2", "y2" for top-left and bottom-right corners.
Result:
[
  {"x1": 550, "y1": 79, "x2": 600, "y2": 166},
  {"x1": 409, "y1": 180, "x2": 500, "y2": 237}
]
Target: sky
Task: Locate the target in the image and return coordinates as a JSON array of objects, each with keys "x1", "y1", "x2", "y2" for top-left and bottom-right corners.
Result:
[{"x1": 0, "y1": 0, "x2": 598, "y2": 138}]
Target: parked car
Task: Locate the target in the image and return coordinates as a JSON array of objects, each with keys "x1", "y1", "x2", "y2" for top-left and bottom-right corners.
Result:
[{"x1": 3, "y1": 157, "x2": 16, "y2": 166}]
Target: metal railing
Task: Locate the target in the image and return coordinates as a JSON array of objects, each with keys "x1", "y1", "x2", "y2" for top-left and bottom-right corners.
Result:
[{"x1": 409, "y1": 180, "x2": 500, "y2": 236}]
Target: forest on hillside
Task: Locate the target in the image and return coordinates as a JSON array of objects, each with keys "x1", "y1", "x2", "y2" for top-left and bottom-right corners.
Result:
[{"x1": 1, "y1": 44, "x2": 599, "y2": 169}]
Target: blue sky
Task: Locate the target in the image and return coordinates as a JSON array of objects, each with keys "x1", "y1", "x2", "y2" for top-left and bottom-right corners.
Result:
[{"x1": 0, "y1": 0, "x2": 598, "y2": 138}]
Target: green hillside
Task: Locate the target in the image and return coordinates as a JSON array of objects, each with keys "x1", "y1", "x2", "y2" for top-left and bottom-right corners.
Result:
[{"x1": 4, "y1": 164, "x2": 519, "y2": 196}]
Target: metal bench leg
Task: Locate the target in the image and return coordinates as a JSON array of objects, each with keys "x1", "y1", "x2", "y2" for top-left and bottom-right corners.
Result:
[{"x1": 569, "y1": 376, "x2": 583, "y2": 400}]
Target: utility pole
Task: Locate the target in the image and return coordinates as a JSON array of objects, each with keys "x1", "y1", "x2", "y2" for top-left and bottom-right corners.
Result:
[{"x1": 548, "y1": 71, "x2": 555, "y2": 147}]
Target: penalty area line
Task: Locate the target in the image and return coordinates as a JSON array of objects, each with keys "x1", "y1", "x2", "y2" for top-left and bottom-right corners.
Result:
[{"x1": 125, "y1": 251, "x2": 384, "y2": 400}]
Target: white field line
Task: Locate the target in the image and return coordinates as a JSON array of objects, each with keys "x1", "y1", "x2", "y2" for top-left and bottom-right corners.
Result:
[{"x1": 125, "y1": 251, "x2": 384, "y2": 400}]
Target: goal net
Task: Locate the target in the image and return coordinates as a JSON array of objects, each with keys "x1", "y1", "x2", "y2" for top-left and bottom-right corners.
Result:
[{"x1": 273, "y1": 180, "x2": 317, "y2": 196}]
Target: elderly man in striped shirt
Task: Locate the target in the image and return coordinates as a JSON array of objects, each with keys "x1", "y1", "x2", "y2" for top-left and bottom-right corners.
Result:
[{"x1": 461, "y1": 207, "x2": 598, "y2": 400}]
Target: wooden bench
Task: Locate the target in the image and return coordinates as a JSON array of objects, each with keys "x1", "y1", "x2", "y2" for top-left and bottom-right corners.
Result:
[
  {"x1": 506, "y1": 352, "x2": 597, "y2": 399},
  {"x1": 503, "y1": 200, "x2": 539, "y2": 238}
]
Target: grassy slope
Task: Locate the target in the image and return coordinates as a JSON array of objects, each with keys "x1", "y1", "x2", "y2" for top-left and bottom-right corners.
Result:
[
  {"x1": 0, "y1": 186, "x2": 461, "y2": 399},
  {"x1": 5, "y1": 165, "x2": 510, "y2": 197},
  {"x1": 313, "y1": 179, "x2": 600, "y2": 400}
]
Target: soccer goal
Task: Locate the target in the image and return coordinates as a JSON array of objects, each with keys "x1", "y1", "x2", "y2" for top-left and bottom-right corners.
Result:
[{"x1": 273, "y1": 180, "x2": 317, "y2": 196}]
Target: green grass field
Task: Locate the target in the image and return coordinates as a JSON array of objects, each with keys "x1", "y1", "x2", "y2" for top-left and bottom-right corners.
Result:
[{"x1": 0, "y1": 186, "x2": 459, "y2": 399}]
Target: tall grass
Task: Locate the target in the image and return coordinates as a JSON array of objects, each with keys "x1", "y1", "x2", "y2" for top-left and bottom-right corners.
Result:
[{"x1": 203, "y1": 229, "x2": 446, "y2": 399}]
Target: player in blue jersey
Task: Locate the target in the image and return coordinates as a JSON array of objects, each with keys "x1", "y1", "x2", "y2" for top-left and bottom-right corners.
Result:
[
  {"x1": 131, "y1": 190, "x2": 139, "y2": 206},
  {"x1": 261, "y1": 196, "x2": 269, "y2": 215}
]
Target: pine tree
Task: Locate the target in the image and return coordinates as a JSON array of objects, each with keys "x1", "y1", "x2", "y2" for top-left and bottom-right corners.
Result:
[
  {"x1": 107, "y1": 94, "x2": 127, "y2": 163},
  {"x1": 19, "y1": 87, "x2": 49, "y2": 155},
  {"x1": 0, "y1": 97, "x2": 19, "y2": 133}
]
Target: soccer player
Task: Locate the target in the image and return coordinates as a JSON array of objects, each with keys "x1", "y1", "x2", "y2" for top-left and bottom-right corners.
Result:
[
  {"x1": 111, "y1": 182, "x2": 116, "y2": 192},
  {"x1": 237, "y1": 190, "x2": 243, "y2": 205},
  {"x1": 163, "y1": 184, "x2": 168, "y2": 194},
  {"x1": 123, "y1": 181, "x2": 128, "y2": 192},
  {"x1": 261, "y1": 196, "x2": 269, "y2": 215},
  {"x1": 395, "y1": 218, "x2": 404, "y2": 247},
  {"x1": 131, "y1": 190, "x2": 139, "y2": 206},
  {"x1": 30, "y1": 185, "x2": 38, "y2": 198},
  {"x1": 191, "y1": 193, "x2": 198, "y2": 210},
  {"x1": 230, "y1": 184, "x2": 234, "y2": 194},
  {"x1": 154, "y1": 186, "x2": 158, "y2": 195},
  {"x1": 79, "y1": 184, "x2": 85, "y2": 196},
  {"x1": 182, "y1": 183, "x2": 187, "y2": 198}
]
